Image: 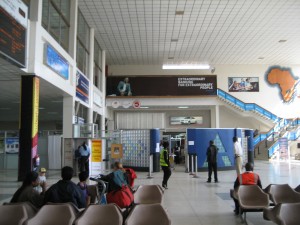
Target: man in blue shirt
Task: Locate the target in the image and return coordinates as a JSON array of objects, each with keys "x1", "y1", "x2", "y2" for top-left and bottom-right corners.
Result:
[{"x1": 79, "y1": 142, "x2": 90, "y2": 175}]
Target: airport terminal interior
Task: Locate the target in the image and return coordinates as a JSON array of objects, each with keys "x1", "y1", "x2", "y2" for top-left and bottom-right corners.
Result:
[{"x1": 1, "y1": 0, "x2": 300, "y2": 225}]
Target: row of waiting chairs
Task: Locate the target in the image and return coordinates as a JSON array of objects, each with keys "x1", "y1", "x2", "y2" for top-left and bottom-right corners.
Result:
[
  {"x1": 0, "y1": 185, "x2": 170, "y2": 225},
  {"x1": 235, "y1": 184, "x2": 300, "y2": 225}
]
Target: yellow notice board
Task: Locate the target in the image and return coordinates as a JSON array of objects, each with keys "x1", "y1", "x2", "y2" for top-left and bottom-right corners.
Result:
[
  {"x1": 91, "y1": 140, "x2": 102, "y2": 162},
  {"x1": 111, "y1": 144, "x2": 123, "y2": 159}
]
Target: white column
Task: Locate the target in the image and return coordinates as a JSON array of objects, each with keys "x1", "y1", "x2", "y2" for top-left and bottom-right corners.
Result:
[
  {"x1": 101, "y1": 50, "x2": 106, "y2": 169},
  {"x1": 87, "y1": 28, "x2": 95, "y2": 125},
  {"x1": 69, "y1": 0, "x2": 78, "y2": 60},
  {"x1": 215, "y1": 105, "x2": 220, "y2": 128},
  {"x1": 210, "y1": 105, "x2": 219, "y2": 128},
  {"x1": 63, "y1": 96, "x2": 74, "y2": 138}
]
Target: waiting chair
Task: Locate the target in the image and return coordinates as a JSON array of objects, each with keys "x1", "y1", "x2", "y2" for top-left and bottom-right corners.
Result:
[
  {"x1": 237, "y1": 185, "x2": 269, "y2": 224},
  {"x1": 125, "y1": 203, "x2": 171, "y2": 225},
  {"x1": 75, "y1": 204, "x2": 123, "y2": 225},
  {"x1": 87, "y1": 184, "x2": 99, "y2": 204},
  {"x1": 0, "y1": 204, "x2": 31, "y2": 225},
  {"x1": 134, "y1": 185, "x2": 163, "y2": 204},
  {"x1": 294, "y1": 184, "x2": 300, "y2": 193},
  {"x1": 267, "y1": 184, "x2": 300, "y2": 205},
  {"x1": 25, "y1": 203, "x2": 77, "y2": 225},
  {"x1": 263, "y1": 202, "x2": 300, "y2": 225},
  {"x1": 3, "y1": 202, "x2": 37, "y2": 219}
]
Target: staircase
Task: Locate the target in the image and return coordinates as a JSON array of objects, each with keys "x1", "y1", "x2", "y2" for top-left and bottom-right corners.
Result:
[{"x1": 217, "y1": 88, "x2": 300, "y2": 160}]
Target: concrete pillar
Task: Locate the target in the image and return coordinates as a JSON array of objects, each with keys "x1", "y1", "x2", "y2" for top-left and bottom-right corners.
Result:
[
  {"x1": 69, "y1": 0, "x2": 78, "y2": 59},
  {"x1": 210, "y1": 105, "x2": 219, "y2": 128},
  {"x1": 63, "y1": 96, "x2": 74, "y2": 138},
  {"x1": 101, "y1": 50, "x2": 106, "y2": 168}
]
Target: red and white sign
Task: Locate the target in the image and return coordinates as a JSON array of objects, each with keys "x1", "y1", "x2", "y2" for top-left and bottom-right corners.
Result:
[{"x1": 132, "y1": 100, "x2": 141, "y2": 108}]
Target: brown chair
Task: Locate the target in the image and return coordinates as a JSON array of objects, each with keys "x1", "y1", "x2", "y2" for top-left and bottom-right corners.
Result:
[
  {"x1": 237, "y1": 185, "x2": 269, "y2": 224},
  {"x1": 134, "y1": 185, "x2": 163, "y2": 204},
  {"x1": 263, "y1": 202, "x2": 300, "y2": 225},
  {"x1": 75, "y1": 204, "x2": 123, "y2": 225},
  {"x1": 25, "y1": 203, "x2": 77, "y2": 225},
  {"x1": 0, "y1": 204, "x2": 30, "y2": 225},
  {"x1": 267, "y1": 184, "x2": 300, "y2": 205},
  {"x1": 125, "y1": 203, "x2": 171, "y2": 225}
]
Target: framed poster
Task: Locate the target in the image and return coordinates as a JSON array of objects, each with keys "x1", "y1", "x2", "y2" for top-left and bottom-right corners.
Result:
[
  {"x1": 170, "y1": 116, "x2": 203, "y2": 126},
  {"x1": 111, "y1": 144, "x2": 123, "y2": 159},
  {"x1": 228, "y1": 77, "x2": 259, "y2": 92}
]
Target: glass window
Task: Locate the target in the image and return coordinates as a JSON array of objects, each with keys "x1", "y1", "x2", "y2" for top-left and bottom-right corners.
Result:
[
  {"x1": 42, "y1": 0, "x2": 70, "y2": 51},
  {"x1": 94, "y1": 39, "x2": 102, "y2": 90}
]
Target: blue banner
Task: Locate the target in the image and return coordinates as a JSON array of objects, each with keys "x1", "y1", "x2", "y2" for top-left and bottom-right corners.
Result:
[
  {"x1": 76, "y1": 70, "x2": 89, "y2": 104},
  {"x1": 45, "y1": 44, "x2": 69, "y2": 79}
]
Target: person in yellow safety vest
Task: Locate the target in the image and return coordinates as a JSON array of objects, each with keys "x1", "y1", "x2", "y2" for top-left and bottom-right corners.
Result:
[
  {"x1": 232, "y1": 162, "x2": 262, "y2": 215},
  {"x1": 160, "y1": 141, "x2": 171, "y2": 189}
]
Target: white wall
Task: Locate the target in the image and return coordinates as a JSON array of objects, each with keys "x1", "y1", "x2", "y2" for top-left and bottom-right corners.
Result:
[{"x1": 109, "y1": 64, "x2": 300, "y2": 119}]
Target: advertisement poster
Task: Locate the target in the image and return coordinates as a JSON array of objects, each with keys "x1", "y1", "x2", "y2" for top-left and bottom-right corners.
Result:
[
  {"x1": 107, "y1": 76, "x2": 217, "y2": 96},
  {"x1": 31, "y1": 77, "x2": 39, "y2": 158},
  {"x1": 170, "y1": 116, "x2": 203, "y2": 126},
  {"x1": 5, "y1": 137, "x2": 19, "y2": 154},
  {"x1": 76, "y1": 70, "x2": 89, "y2": 104},
  {"x1": 228, "y1": 77, "x2": 259, "y2": 92},
  {"x1": 91, "y1": 140, "x2": 102, "y2": 162},
  {"x1": 45, "y1": 44, "x2": 69, "y2": 79},
  {"x1": 111, "y1": 144, "x2": 123, "y2": 159},
  {"x1": 278, "y1": 137, "x2": 289, "y2": 160}
]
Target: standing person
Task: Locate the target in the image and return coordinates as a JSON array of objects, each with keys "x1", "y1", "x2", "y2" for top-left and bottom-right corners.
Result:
[
  {"x1": 231, "y1": 163, "x2": 262, "y2": 215},
  {"x1": 160, "y1": 141, "x2": 171, "y2": 189},
  {"x1": 117, "y1": 77, "x2": 132, "y2": 96},
  {"x1": 206, "y1": 140, "x2": 218, "y2": 183},
  {"x1": 11, "y1": 171, "x2": 45, "y2": 208},
  {"x1": 79, "y1": 141, "x2": 90, "y2": 175},
  {"x1": 44, "y1": 166, "x2": 86, "y2": 208},
  {"x1": 233, "y1": 137, "x2": 243, "y2": 176}
]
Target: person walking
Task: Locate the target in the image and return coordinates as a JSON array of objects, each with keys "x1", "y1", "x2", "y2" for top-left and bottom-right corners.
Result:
[
  {"x1": 233, "y1": 136, "x2": 243, "y2": 176},
  {"x1": 160, "y1": 141, "x2": 171, "y2": 189},
  {"x1": 206, "y1": 140, "x2": 218, "y2": 183}
]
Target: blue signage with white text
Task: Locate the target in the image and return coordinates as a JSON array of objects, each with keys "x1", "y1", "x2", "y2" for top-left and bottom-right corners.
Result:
[{"x1": 76, "y1": 70, "x2": 89, "y2": 104}]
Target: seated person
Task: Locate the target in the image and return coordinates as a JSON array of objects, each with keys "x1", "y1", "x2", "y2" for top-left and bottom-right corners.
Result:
[
  {"x1": 77, "y1": 171, "x2": 91, "y2": 206},
  {"x1": 34, "y1": 167, "x2": 47, "y2": 194},
  {"x1": 44, "y1": 166, "x2": 86, "y2": 208},
  {"x1": 231, "y1": 162, "x2": 262, "y2": 215},
  {"x1": 102, "y1": 162, "x2": 129, "y2": 192},
  {"x1": 117, "y1": 77, "x2": 132, "y2": 96},
  {"x1": 11, "y1": 171, "x2": 46, "y2": 208}
]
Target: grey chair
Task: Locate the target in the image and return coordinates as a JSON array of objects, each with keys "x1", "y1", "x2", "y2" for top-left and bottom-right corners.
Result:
[
  {"x1": 125, "y1": 203, "x2": 171, "y2": 225},
  {"x1": 25, "y1": 203, "x2": 77, "y2": 225},
  {"x1": 267, "y1": 184, "x2": 300, "y2": 205},
  {"x1": 237, "y1": 185, "x2": 269, "y2": 224},
  {"x1": 134, "y1": 185, "x2": 163, "y2": 204},
  {"x1": 75, "y1": 204, "x2": 123, "y2": 225},
  {"x1": 263, "y1": 202, "x2": 300, "y2": 225},
  {"x1": 0, "y1": 204, "x2": 30, "y2": 225}
]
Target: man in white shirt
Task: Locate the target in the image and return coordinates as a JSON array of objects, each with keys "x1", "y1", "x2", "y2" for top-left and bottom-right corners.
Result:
[{"x1": 233, "y1": 137, "x2": 243, "y2": 175}]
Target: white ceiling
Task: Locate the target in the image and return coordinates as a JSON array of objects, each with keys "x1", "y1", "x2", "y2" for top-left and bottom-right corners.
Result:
[
  {"x1": 79, "y1": 0, "x2": 300, "y2": 65},
  {"x1": 2, "y1": 0, "x2": 300, "y2": 124}
]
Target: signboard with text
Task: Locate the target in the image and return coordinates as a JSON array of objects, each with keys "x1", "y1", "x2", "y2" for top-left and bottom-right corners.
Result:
[
  {"x1": 76, "y1": 70, "x2": 89, "y2": 104},
  {"x1": 106, "y1": 76, "x2": 217, "y2": 96},
  {"x1": 0, "y1": 0, "x2": 28, "y2": 67}
]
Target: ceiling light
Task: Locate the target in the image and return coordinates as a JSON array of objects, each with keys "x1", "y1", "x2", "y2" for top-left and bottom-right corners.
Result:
[
  {"x1": 162, "y1": 64, "x2": 210, "y2": 70},
  {"x1": 140, "y1": 106, "x2": 149, "y2": 109},
  {"x1": 39, "y1": 107, "x2": 45, "y2": 110},
  {"x1": 178, "y1": 106, "x2": 189, "y2": 109},
  {"x1": 278, "y1": 40, "x2": 287, "y2": 43},
  {"x1": 258, "y1": 57, "x2": 264, "y2": 59},
  {"x1": 175, "y1": 11, "x2": 184, "y2": 15},
  {"x1": 171, "y1": 39, "x2": 178, "y2": 42}
]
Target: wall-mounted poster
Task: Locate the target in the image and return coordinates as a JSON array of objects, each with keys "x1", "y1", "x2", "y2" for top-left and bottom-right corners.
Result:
[
  {"x1": 76, "y1": 70, "x2": 89, "y2": 104},
  {"x1": 170, "y1": 116, "x2": 203, "y2": 126},
  {"x1": 111, "y1": 144, "x2": 123, "y2": 159},
  {"x1": 228, "y1": 77, "x2": 259, "y2": 92},
  {"x1": 107, "y1": 76, "x2": 217, "y2": 96}
]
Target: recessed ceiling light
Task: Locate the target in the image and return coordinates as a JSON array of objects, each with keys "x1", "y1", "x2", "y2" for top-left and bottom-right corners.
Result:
[
  {"x1": 168, "y1": 57, "x2": 174, "y2": 60},
  {"x1": 171, "y1": 39, "x2": 178, "y2": 42},
  {"x1": 39, "y1": 107, "x2": 45, "y2": 110},
  {"x1": 163, "y1": 64, "x2": 210, "y2": 70},
  {"x1": 258, "y1": 57, "x2": 264, "y2": 59},
  {"x1": 175, "y1": 11, "x2": 184, "y2": 15},
  {"x1": 279, "y1": 40, "x2": 287, "y2": 43},
  {"x1": 178, "y1": 106, "x2": 189, "y2": 109},
  {"x1": 140, "y1": 106, "x2": 149, "y2": 109}
]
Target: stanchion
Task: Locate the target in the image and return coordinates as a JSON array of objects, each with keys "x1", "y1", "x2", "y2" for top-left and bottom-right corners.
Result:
[
  {"x1": 147, "y1": 154, "x2": 154, "y2": 179},
  {"x1": 185, "y1": 154, "x2": 189, "y2": 173},
  {"x1": 193, "y1": 155, "x2": 199, "y2": 178},
  {"x1": 189, "y1": 155, "x2": 195, "y2": 175}
]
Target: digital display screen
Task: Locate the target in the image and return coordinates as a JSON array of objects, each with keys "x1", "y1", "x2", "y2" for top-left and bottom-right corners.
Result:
[{"x1": 0, "y1": 6, "x2": 26, "y2": 67}]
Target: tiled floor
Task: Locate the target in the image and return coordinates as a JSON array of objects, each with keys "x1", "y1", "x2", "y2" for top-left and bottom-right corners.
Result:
[{"x1": 1, "y1": 160, "x2": 300, "y2": 225}]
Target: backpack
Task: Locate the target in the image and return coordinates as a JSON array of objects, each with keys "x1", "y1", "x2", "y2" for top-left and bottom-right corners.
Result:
[
  {"x1": 106, "y1": 185, "x2": 133, "y2": 208},
  {"x1": 112, "y1": 170, "x2": 128, "y2": 187}
]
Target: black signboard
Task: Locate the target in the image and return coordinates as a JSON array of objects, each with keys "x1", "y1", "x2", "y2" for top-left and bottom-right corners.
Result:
[
  {"x1": 0, "y1": 6, "x2": 26, "y2": 67},
  {"x1": 107, "y1": 75, "x2": 217, "y2": 96}
]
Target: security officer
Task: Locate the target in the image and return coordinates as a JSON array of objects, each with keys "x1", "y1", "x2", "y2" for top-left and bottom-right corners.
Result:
[{"x1": 160, "y1": 141, "x2": 171, "y2": 189}]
